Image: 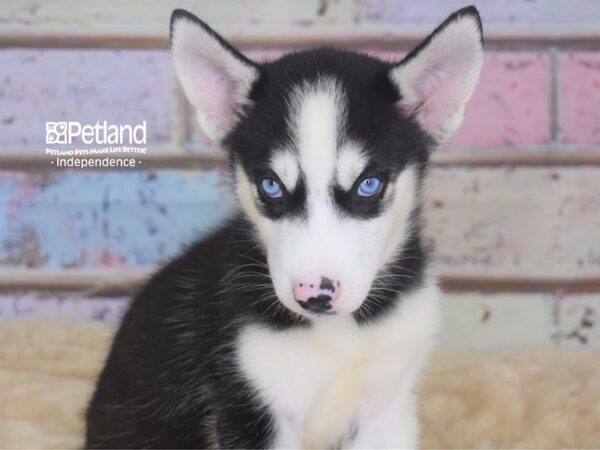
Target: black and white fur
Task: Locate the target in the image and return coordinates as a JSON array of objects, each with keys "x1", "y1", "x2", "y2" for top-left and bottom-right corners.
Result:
[{"x1": 86, "y1": 7, "x2": 483, "y2": 449}]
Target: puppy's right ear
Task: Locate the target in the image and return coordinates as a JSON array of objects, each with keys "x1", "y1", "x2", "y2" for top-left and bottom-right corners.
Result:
[
  {"x1": 389, "y1": 6, "x2": 484, "y2": 145},
  {"x1": 170, "y1": 9, "x2": 261, "y2": 142}
]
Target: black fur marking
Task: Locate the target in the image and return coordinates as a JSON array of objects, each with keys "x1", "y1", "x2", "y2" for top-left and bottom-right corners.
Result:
[
  {"x1": 333, "y1": 166, "x2": 393, "y2": 219},
  {"x1": 297, "y1": 294, "x2": 335, "y2": 315},
  {"x1": 254, "y1": 169, "x2": 307, "y2": 220},
  {"x1": 319, "y1": 276, "x2": 335, "y2": 292}
]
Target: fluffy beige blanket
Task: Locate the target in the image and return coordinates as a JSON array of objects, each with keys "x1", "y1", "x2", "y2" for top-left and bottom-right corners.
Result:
[{"x1": 0, "y1": 319, "x2": 599, "y2": 449}]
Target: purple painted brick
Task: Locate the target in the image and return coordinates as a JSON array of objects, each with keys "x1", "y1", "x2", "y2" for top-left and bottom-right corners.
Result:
[
  {"x1": 560, "y1": 52, "x2": 600, "y2": 146},
  {"x1": 0, "y1": 49, "x2": 173, "y2": 149},
  {"x1": 364, "y1": 0, "x2": 600, "y2": 25}
]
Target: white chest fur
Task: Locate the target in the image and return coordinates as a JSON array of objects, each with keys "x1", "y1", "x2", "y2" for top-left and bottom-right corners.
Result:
[{"x1": 237, "y1": 282, "x2": 440, "y2": 449}]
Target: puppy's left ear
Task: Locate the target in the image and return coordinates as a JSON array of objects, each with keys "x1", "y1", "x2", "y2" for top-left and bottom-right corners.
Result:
[{"x1": 389, "y1": 6, "x2": 484, "y2": 144}]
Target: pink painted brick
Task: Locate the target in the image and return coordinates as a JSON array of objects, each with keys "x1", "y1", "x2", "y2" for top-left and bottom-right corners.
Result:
[
  {"x1": 559, "y1": 52, "x2": 600, "y2": 146},
  {"x1": 447, "y1": 52, "x2": 550, "y2": 149},
  {"x1": 360, "y1": 50, "x2": 550, "y2": 149},
  {"x1": 0, "y1": 49, "x2": 173, "y2": 148}
]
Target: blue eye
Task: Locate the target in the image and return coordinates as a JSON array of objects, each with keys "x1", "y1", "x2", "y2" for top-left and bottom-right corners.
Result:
[
  {"x1": 357, "y1": 177, "x2": 382, "y2": 197},
  {"x1": 260, "y1": 178, "x2": 283, "y2": 198}
]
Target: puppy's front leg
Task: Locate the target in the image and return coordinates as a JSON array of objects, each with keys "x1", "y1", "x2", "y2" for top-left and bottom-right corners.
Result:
[
  {"x1": 270, "y1": 418, "x2": 303, "y2": 449},
  {"x1": 347, "y1": 390, "x2": 419, "y2": 450}
]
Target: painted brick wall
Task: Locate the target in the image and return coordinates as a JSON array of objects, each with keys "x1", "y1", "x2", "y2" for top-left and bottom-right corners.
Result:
[
  {"x1": 559, "y1": 52, "x2": 600, "y2": 146},
  {"x1": 0, "y1": 50, "x2": 173, "y2": 149},
  {"x1": 448, "y1": 53, "x2": 551, "y2": 149},
  {"x1": 363, "y1": 0, "x2": 600, "y2": 25},
  {"x1": 0, "y1": 170, "x2": 232, "y2": 268},
  {"x1": 1, "y1": 0, "x2": 599, "y2": 345}
]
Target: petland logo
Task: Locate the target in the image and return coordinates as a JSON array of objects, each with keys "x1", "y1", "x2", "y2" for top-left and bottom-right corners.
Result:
[
  {"x1": 45, "y1": 120, "x2": 147, "y2": 168},
  {"x1": 46, "y1": 120, "x2": 146, "y2": 145}
]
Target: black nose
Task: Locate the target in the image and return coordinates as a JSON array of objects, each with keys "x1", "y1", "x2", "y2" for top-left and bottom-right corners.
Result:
[{"x1": 296, "y1": 294, "x2": 334, "y2": 314}]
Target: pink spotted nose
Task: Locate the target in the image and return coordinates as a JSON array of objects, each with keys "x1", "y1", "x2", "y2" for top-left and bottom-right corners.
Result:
[{"x1": 293, "y1": 276, "x2": 341, "y2": 315}]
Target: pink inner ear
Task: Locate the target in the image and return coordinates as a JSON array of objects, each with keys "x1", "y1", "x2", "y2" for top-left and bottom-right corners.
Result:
[
  {"x1": 393, "y1": 15, "x2": 483, "y2": 141},
  {"x1": 416, "y1": 67, "x2": 447, "y2": 103},
  {"x1": 195, "y1": 62, "x2": 238, "y2": 132},
  {"x1": 409, "y1": 59, "x2": 475, "y2": 136}
]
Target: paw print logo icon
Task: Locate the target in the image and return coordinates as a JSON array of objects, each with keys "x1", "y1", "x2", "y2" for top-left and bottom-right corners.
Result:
[{"x1": 46, "y1": 122, "x2": 68, "y2": 144}]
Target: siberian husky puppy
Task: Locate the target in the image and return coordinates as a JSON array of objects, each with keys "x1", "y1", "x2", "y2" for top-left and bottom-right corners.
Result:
[{"x1": 86, "y1": 6, "x2": 483, "y2": 449}]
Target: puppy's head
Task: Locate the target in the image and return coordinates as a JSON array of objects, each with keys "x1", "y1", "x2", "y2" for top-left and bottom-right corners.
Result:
[{"x1": 171, "y1": 8, "x2": 483, "y2": 319}]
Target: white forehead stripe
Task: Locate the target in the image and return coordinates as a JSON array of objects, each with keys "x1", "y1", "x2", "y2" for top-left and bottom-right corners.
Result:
[
  {"x1": 336, "y1": 142, "x2": 369, "y2": 191},
  {"x1": 291, "y1": 79, "x2": 346, "y2": 192},
  {"x1": 271, "y1": 151, "x2": 300, "y2": 192}
]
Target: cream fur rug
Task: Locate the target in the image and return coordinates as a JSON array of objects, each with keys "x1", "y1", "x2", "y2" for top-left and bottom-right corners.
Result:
[{"x1": 0, "y1": 319, "x2": 599, "y2": 449}]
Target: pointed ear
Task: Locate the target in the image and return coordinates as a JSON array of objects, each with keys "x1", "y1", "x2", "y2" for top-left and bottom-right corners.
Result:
[
  {"x1": 389, "y1": 6, "x2": 484, "y2": 144},
  {"x1": 170, "y1": 9, "x2": 261, "y2": 142}
]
